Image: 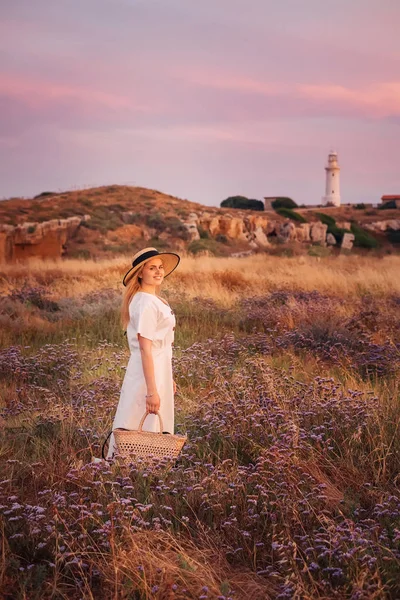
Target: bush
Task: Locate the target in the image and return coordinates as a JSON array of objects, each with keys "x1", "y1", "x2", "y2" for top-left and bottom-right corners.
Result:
[
  {"x1": 9, "y1": 286, "x2": 59, "y2": 312},
  {"x1": 198, "y1": 226, "x2": 210, "y2": 239},
  {"x1": 124, "y1": 212, "x2": 142, "y2": 225},
  {"x1": 220, "y1": 196, "x2": 264, "y2": 211},
  {"x1": 164, "y1": 216, "x2": 190, "y2": 240},
  {"x1": 34, "y1": 191, "x2": 56, "y2": 199},
  {"x1": 275, "y1": 208, "x2": 307, "y2": 223},
  {"x1": 271, "y1": 197, "x2": 297, "y2": 210},
  {"x1": 81, "y1": 198, "x2": 93, "y2": 208},
  {"x1": 388, "y1": 229, "x2": 400, "y2": 245},
  {"x1": 188, "y1": 239, "x2": 224, "y2": 256},
  {"x1": 315, "y1": 212, "x2": 336, "y2": 227},
  {"x1": 146, "y1": 213, "x2": 164, "y2": 230},
  {"x1": 350, "y1": 223, "x2": 379, "y2": 249},
  {"x1": 354, "y1": 203, "x2": 366, "y2": 210},
  {"x1": 86, "y1": 207, "x2": 122, "y2": 233}
]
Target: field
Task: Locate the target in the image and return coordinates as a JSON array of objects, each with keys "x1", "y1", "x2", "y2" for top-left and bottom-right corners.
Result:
[{"x1": 0, "y1": 254, "x2": 399, "y2": 599}]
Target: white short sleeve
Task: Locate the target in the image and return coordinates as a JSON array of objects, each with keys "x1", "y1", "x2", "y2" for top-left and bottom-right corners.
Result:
[{"x1": 134, "y1": 299, "x2": 158, "y2": 341}]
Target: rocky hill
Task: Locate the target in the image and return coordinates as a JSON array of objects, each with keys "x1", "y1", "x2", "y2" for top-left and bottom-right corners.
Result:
[{"x1": 0, "y1": 185, "x2": 399, "y2": 262}]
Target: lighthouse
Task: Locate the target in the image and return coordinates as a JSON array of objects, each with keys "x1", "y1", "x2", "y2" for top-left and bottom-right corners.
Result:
[{"x1": 322, "y1": 151, "x2": 341, "y2": 207}]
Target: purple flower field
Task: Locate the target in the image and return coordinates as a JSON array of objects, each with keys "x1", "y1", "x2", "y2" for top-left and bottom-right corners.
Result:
[{"x1": 0, "y1": 279, "x2": 399, "y2": 599}]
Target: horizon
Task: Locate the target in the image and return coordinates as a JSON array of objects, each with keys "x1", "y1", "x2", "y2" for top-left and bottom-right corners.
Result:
[
  {"x1": 0, "y1": 182, "x2": 389, "y2": 208},
  {"x1": 1, "y1": 0, "x2": 399, "y2": 207}
]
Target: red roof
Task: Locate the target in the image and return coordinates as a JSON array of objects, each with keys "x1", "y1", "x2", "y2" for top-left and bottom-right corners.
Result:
[{"x1": 381, "y1": 195, "x2": 400, "y2": 200}]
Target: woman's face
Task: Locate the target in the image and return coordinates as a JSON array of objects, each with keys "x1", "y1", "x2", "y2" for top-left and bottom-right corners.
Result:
[{"x1": 140, "y1": 258, "x2": 165, "y2": 286}]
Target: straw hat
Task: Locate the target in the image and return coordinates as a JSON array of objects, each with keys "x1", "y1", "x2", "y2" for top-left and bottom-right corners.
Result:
[{"x1": 123, "y1": 247, "x2": 180, "y2": 286}]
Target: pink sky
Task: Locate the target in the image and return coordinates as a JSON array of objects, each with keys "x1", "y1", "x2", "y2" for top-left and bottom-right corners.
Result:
[{"x1": 0, "y1": 0, "x2": 399, "y2": 206}]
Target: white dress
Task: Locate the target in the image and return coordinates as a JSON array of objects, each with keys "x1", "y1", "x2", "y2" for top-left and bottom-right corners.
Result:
[{"x1": 107, "y1": 291, "x2": 176, "y2": 459}]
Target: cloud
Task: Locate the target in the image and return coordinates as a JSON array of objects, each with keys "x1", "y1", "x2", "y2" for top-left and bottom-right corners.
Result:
[
  {"x1": 299, "y1": 82, "x2": 400, "y2": 118},
  {"x1": 0, "y1": 72, "x2": 159, "y2": 137},
  {"x1": 174, "y1": 67, "x2": 400, "y2": 119},
  {"x1": 0, "y1": 74, "x2": 145, "y2": 112}
]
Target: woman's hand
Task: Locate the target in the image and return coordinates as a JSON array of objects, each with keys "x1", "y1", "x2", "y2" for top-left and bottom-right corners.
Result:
[
  {"x1": 146, "y1": 392, "x2": 160, "y2": 414},
  {"x1": 173, "y1": 380, "x2": 177, "y2": 394}
]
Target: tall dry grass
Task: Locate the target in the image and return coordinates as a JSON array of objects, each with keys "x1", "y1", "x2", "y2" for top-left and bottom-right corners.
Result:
[{"x1": 1, "y1": 254, "x2": 399, "y2": 305}]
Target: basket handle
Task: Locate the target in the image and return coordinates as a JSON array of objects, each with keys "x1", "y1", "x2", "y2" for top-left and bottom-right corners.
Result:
[{"x1": 138, "y1": 411, "x2": 164, "y2": 433}]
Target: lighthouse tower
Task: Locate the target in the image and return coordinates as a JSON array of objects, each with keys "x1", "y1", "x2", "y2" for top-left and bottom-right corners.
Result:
[{"x1": 322, "y1": 151, "x2": 341, "y2": 207}]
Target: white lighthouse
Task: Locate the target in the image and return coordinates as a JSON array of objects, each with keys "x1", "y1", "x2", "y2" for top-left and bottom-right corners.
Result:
[{"x1": 322, "y1": 151, "x2": 341, "y2": 207}]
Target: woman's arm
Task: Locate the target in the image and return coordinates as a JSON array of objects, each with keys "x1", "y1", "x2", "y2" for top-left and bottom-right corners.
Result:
[{"x1": 138, "y1": 334, "x2": 160, "y2": 413}]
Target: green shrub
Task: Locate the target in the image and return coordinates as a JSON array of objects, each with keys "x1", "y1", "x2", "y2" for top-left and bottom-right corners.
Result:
[
  {"x1": 188, "y1": 239, "x2": 224, "y2": 256},
  {"x1": 276, "y1": 208, "x2": 307, "y2": 223},
  {"x1": 315, "y1": 212, "x2": 349, "y2": 243},
  {"x1": 34, "y1": 191, "x2": 56, "y2": 199},
  {"x1": 124, "y1": 212, "x2": 142, "y2": 225},
  {"x1": 271, "y1": 197, "x2": 297, "y2": 210},
  {"x1": 81, "y1": 198, "x2": 93, "y2": 208},
  {"x1": 388, "y1": 229, "x2": 400, "y2": 245},
  {"x1": 85, "y1": 206, "x2": 122, "y2": 233},
  {"x1": 164, "y1": 216, "x2": 190, "y2": 241},
  {"x1": 354, "y1": 203, "x2": 366, "y2": 210},
  {"x1": 350, "y1": 223, "x2": 379, "y2": 249},
  {"x1": 220, "y1": 196, "x2": 264, "y2": 211},
  {"x1": 147, "y1": 237, "x2": 169, "y2": 250},
  {"x1": 146, "y1": 213, "x2": 164, "y2": 230},
  {"x1": 27, "y1": 225, "x2": 36, "y2": 234},
  {"x1": 198, "y1": 226, "x2": 210, "y2": 239},
  {"x1": 315, "y1": 212, "x2": 336, "y2": 227}
]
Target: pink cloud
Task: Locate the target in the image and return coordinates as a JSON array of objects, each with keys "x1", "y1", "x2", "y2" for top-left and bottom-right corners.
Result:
[
  {"x1": 299, "y1": 82, "x2": 400, "y2": 118},
  {"x1": 174, "y1": 67, "x2": 400, "y2": 119},
  {"x1": 178, "y1": 69, "x2": 287, "y2": 96},
  {"x1": 0, "y1": 73, "x2": 149, "y2": 113}
]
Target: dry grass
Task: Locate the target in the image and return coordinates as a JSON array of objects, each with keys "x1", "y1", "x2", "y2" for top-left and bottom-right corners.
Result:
[
  {"x1": 1, "y1": 254, "x2": 399, "y2": 305},
  {"x1": 1, "y1": 254, "x2": 399, "y2": 598},
  {"x1": 98, "y1": 530, "x2": 277, "y2": 600}
]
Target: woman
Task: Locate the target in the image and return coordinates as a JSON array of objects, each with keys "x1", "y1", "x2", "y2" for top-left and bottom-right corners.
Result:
[{"x1": 106, "y1": 247, "x2": 180, "y2": 459}]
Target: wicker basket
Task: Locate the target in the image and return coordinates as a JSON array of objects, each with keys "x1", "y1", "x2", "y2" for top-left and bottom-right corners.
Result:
[{"x1": 113, "y1": 411, "x2": 187, "y2": 462}]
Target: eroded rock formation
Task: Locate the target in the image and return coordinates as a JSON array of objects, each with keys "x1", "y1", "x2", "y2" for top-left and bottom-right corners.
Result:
[
  {"x1": 363, "y1": 219, "x2": 400, "y2": 232},
  {"x1": 0, "y1": 216, "x2": 89, "y2": 262}
]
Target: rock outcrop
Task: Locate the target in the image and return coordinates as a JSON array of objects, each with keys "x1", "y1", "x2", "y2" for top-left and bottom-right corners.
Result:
[
  {"x1": 363, "y1": 219, "x2": 400, "y2": 232},
  {"x1": 3, "y1": 198, "x2": 397, "y2": 263},
  {"x1": 183, "y1": 213, "x2": 200, "y2": 241},
  {"x1": 0, "y1": 216, "x2": 89, "y2": 262},
  {"x1": 183, "y1": 212, "x2": 352, "y2": 250},
  {"x1": 278, "y1": 221, "x2": 297, "y2": 243},
  {"x1": 326, "y1": 233, "x2": 337, "y2": 245},
  {"x1": 310, "y1": 222, "x2": 328, "y2": 246},
  {"x1": 341, "y1": 233, "x2": 355, "y2": 251}
]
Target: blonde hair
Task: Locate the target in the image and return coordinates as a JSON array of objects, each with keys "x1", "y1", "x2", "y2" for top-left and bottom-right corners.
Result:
[{"x1": 121, "y1": 263, "x2": 162, "y2": 330}]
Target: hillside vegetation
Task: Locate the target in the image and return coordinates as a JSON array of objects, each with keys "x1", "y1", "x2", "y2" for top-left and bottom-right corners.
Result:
[{"x1": 1, "y1": 185, "x2": 399, "y2": 260}]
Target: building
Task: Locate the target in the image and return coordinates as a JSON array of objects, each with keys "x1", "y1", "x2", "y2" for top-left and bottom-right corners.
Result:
[
  {"x1": 263, "y1": 197, "x2": 278, "y2": 210},
  {"x1": 381, "y1": 195, "x2": 400, "y2": 208},
  {"x1": 322, "y1": 151, "x2": 341, "y2": 207}
]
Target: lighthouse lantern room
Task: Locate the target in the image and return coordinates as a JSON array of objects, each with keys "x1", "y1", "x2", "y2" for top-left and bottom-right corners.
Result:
[{"x1": 322, "y1": 151, "x2": 341, "y2": 207}]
